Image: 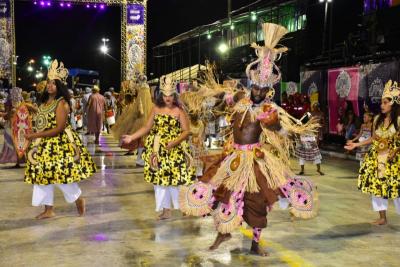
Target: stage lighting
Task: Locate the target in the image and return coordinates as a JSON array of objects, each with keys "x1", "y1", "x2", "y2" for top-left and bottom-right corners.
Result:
[
  {"x1": 46, "y1": 1, "x2": 51, "y2": 7},
  {"x1": 93, "y1": 4, "x2": 97, "y2": 8},
  {"x1": 86, "y1": 4, "x2": 90, "y2": 8},
  {"x1": 34, "y1": 1, "x2": 37, "y2": 5},
  {"x1": 60, "y1": 2, "x2": 64, "y2": 7},
  {"x1": 40, "y1": 1, "x2": 45, "y2": 6},
  {"x1": 67, "y1": 3, "x2": 71, "y2": 8},
  {"x1": 218, "y1": 43, "x2": 229, "y2": 54},
  {"x1": 251, "y1": 12, "x2": 257, "y2": 21},
  {"x1": 100, "y1": 4, "x2": 105, "y2": 10}
]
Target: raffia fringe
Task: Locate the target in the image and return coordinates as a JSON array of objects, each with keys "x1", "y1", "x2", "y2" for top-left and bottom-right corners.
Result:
[
  {"x1": 178, "y1": 185, "x2": 213, "y2": 217},
  {"x1": 289, "y1": 189, "x2": 319, "y2": 219},
  {"x1": 211, "y1": 149, "x2": 287, "y2": 193},
  {"x1": 214, "y1": 213, "x2": 243, "y2": 234}
]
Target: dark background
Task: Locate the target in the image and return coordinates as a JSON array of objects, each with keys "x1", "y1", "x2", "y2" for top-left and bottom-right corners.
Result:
[
  {"x1": 14, "y1": 0, "x2": 400, "y2": 91},
  {"x1": 15, "y1": 0, "x2": 256, "y2": 91}
]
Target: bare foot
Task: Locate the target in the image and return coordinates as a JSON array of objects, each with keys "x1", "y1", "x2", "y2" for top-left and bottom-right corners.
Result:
[
  {"x1": 157, "y1": 209, "x2": 171, "y2": 220},
  {"x1": 317, "y1": 170, "x2": 325, "y2": 175},
  {"x1": 371, "y1": 218, "x2": 387, "y2": 225},
  {"x1": 35, "y1": 211, "x2": 46, "y2": 219},
  {"x1": 209, "y1": 233, "x2": 232, "y2": 250},
  {"x1": 297, "y1": 171, "x2": 304, "y2": 175},
  {"x1": 75, "y1": 198, "x2": 86, "y2": 216},
  {"x1": 36, "y1": 210, "x2": 56, "y2": 220},
  {"x1": 250, "y1": 241, "x2": 269, "y2": 257}
]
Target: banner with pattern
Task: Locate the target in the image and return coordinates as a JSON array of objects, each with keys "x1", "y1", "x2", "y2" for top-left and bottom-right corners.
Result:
[
  {"x1": 300, "y1": 70, "x2": 324, "y2": 108},
  {"x1": 359, "y1": 61, "x2": 399, "y2": 114},
  {"x1": 125, "y1": 3, "x2": 146, "y2": 80},
  {"x1": 0, "y1": 0, "x2": 12, "y2": 81},
  {"x1": 328, "y1": 67, "x2": 360, "y2": 134}
]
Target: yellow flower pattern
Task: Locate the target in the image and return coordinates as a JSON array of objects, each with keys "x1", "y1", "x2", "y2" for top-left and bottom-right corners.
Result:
[
  {"x1": 358, "y1": 120, "x2": 400, "y2": 199},
  {"x1": 24, "y1": 98, "x2": 96, "y2": 185},
  {"x1": 143, "y1": 114, "x2": 195, "y2": 186}
]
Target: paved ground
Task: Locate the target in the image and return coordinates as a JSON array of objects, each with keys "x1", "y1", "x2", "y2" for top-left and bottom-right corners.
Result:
[{"x1": 0, "y1": 132, "x2": 399, "y2": 267}]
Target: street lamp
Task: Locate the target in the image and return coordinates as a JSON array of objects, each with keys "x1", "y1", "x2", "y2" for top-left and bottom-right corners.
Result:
[
  {"x1": 251, "y1": 11, "x2": 257, "y2": 22},
  {"x1": 100, "y1": 38, "x2": 110, "y2": 54},
  {"x1": 320, "y1": 0, "x2": 333, "y2": 54},
  {"x1": 42, "y1": 55, "x2": 51, "y2": 67}
]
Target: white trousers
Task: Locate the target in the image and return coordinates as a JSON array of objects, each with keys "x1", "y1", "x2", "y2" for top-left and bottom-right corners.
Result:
[
  {"x1": 299, "y1": 158, "x2": 321, "y2": 165},
  {"x1": 372, "y1": 196, "x2": 400, "y2": 214},
  {"x1": 32, "y1": 183, "x2": 82, "y2": 206},
  {"x1": 154, "y1": 185, "x2": 179, "y2": 212}
]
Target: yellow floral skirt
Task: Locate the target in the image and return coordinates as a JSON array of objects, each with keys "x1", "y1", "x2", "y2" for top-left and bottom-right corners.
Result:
[
  {"x1": 358, "y1": 141, "x2": 400, "y2": 199},
  {"x1": 24, "y1": 128, "x2": 96, "y2": 185}
]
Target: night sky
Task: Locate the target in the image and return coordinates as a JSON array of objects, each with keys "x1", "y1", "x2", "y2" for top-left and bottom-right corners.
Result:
[{"x1": 15, "y1": 0, "x2": 256, "y2": 91}]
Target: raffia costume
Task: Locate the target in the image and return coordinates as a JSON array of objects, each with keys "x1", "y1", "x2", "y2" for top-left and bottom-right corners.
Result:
[
  {"x1": 180, "y1": 24, "x2": 319, "y2": 235},
  {"x1": 357, "y1": 80, "x2": 400, "y2": 213},
  {"x1": 112, "y1": 74, "x2": 153, "y2": 154}
]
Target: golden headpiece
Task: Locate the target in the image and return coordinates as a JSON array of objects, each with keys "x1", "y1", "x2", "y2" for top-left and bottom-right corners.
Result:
[
  {"x1": 383, "y1": 80, "x2": 400, "y2": 105},
  {"x1": 93, "y1": 85, "x2": 100, "y2": 92},
  {"x1": 47, "y1": 59, "x2": 69, "y2": 82},
  {"x1": 246, "y1": 23, "x2": 288, "y2": 90},
  {"x1": 160, "y1": 76, "x2": 177, "y2": 96}
]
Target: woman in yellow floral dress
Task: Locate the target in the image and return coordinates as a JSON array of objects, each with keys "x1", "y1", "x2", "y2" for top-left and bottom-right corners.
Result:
[
  {"x1": 121, "y1": 76, "x2": 195, "y2": 220},
  {"x1": 24, "y1": 60, "x2": 96, "y2": 219},
  {"x1": 346, "y1": 80, "x2": 400, "y2": 225}
]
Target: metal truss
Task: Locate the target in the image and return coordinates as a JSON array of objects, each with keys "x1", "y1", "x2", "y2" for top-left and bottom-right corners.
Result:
[{"x1": 11, "y1": 0, "x2": 147, "y2": 84}]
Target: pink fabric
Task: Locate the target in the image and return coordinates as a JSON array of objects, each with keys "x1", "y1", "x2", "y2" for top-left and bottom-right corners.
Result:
[
  {"x1": 87, "y1": 93, "x2": 105, "y2": 133},
  {"x1": 233, "y1": 143, "x2": 261, "y2": 151},
  {"x1": 328, "y1": 67, "x2": 360, "y2": 134},
  {"x1": 253, "y1": 227, "x2": 262, "y2": 243}
]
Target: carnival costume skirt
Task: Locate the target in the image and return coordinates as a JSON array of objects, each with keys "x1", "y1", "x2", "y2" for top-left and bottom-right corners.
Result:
[
  {"x1": 180, "y1": 143, "x2": 319, "y2": 233},
  {"x1": 25, "y1": 127, "x2": 96, "y2": 185}
]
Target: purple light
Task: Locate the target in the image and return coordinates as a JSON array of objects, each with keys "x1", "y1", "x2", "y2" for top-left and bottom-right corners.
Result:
[
  {"x1": 86, "y1": 4, "x2": 90, "y2": 8},
  {"x1": 59, "y1": 2, "x2": 64, "y2": 7},
  {"x1": 93, "y1": 4, "x2": 97, "y2": 8},
  {"x1": 67, "y1": 3, "x2": 71, "y2": 7},
  {"x1": 46, "y1": 1, "x2": 51, "y2": 6},
  {"x1": 34, "y1": 1, "x2": 37, "y2": 5},
  {"x1": 100, "y1": 4, "x2": 105, "y2": 9},
  {"x1": 40, "y1": 1, "x2": 45, "y2": 6}
]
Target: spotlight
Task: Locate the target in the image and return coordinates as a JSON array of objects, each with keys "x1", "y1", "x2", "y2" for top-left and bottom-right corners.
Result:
[
  {"x1": 66, "y1": 3, "x2": 71, "y2": 7},
  {"x1": 34, "y1": 1, "x2": 37, "y2": 5},
  {"x1": 60, "y1": 2, "x2": 64, "y2": 7},
  {"x1": 40, "y1": 1, "x2": 45, "y2": 6},
  {"x1": 93, "y1": 4, "x2": 97, "y2": 8},
  {"x1": 230, "y1": 24, "x2": 235, "y2": 30},
  {"x1": 86, "y1": 4, "x2": 90, "y2": 8},
  {"x1": 207, "y1": 33, "x2": 212, "y2": 40},
  {"x1": 100, "y1": 4, "x2": 105, "y2": 10},
  {"x1": 27, "y1": 66, "x2": 34, "y2": 72},
  {"x1": 47, "y1": 1, "x2": 51, "y2": 7}
]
